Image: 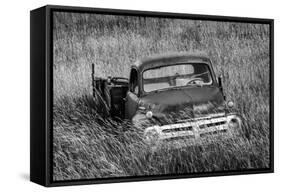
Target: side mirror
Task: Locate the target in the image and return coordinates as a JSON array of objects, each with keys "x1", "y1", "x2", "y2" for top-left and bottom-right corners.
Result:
[
  {"x1": 217, "y1": 75, "x2": 223, "y2": 88},
  {"x1": 217, "y1": 75, "x2": 225, "y2": 100}
]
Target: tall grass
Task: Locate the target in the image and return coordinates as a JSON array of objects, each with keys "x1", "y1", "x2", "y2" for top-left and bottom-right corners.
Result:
[{"x1": 53, "y1": 12, "x2": 270, "y2": 181}]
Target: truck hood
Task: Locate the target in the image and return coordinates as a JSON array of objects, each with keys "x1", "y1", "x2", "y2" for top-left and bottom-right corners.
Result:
[{"x1": 140, "y1": 86, "x2": 225, "y2": 119}]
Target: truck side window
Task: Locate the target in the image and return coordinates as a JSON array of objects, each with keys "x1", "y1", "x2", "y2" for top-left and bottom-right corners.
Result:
[{"x1": 130, "y1": 69, "x2": 139, "y2": 95}]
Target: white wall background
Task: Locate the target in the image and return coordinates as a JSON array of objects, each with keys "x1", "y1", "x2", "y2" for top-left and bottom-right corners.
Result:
[{"x1": 0, "y1": 0, "x2": 279, "y2": 191}]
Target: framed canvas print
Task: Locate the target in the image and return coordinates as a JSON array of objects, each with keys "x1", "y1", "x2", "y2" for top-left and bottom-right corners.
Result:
[{"x1": 30, "y1": 5, "x2": 274, "y2": 187}]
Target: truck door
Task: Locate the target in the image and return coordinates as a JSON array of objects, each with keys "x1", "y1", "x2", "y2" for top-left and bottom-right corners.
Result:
[{"x1": 125, "y1": 68, "x2": 139, "y2": 119}]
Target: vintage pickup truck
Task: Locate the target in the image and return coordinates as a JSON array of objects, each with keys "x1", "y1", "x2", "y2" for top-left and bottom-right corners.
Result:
[{"x1": 92, "y1": 52, "x2": 242, "y2": 146}]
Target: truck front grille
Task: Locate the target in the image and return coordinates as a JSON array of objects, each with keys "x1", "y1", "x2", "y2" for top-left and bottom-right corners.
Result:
[
  {"x1": 162, "y1": 126, "x2": 193, "y2": 133},
  {"x1": 199, "y1": 129, "x2": 228, "y2": 137},
  {"x1": 156, "y1": 116, "x2": 229, "y2": 142},
  {"x1": 163, "y1": 135, "x2": 196, "y2": 142},
  {"x1": 199, "y1": 121, "x2": 227, "y2": 129}
]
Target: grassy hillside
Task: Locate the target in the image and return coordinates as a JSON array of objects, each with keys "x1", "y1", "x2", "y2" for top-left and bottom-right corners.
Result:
[{"x1": 53, "y1": 12, "x2": 270, "y2": 181}]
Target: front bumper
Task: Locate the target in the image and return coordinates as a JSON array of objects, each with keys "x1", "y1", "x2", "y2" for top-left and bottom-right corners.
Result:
[{"x1": 143, "y1": 114, "x2": 242, "y2": 147}]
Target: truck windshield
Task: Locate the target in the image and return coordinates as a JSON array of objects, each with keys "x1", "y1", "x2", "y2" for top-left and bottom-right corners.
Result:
[{"x1": 142, "y1": 63, "x2": 213, "y2": 93}]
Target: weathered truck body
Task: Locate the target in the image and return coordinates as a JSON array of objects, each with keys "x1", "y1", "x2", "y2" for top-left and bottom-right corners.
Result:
[{"x1": 92, "y1": 52, "x2": 242, "y2": 146}]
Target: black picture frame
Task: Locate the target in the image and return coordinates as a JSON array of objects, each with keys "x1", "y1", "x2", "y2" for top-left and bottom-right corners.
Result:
[{"x1": 30, "y1": 4, "x2": 274, "y2": 187}]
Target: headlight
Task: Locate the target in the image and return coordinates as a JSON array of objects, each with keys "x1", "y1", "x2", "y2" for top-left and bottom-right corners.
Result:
[
  {"x1": 144, "y1": 128, "x2": 159, "y2": 145},
  {"x1": 228, "y1": 117, "x2": 240, "y2": 129},
  {"x1": 146, "y1": 111, "x2": 153, "y2": 118},
  {"x1": 227, "y1": 100, "x2": 234, "y2": 108}
]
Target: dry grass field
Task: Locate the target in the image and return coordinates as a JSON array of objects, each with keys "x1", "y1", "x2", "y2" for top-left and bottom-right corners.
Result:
[{"x1": 53, "y1": 12, "x2": 270, "y2": 181}]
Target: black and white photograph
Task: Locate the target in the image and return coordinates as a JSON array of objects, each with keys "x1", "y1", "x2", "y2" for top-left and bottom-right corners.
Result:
[
  {"x1": 1, "y1": 0, "x2": 281, "y2": 191},
  {"x1": 52, "y1": 9, "x2": 272, "y2": 182}
]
